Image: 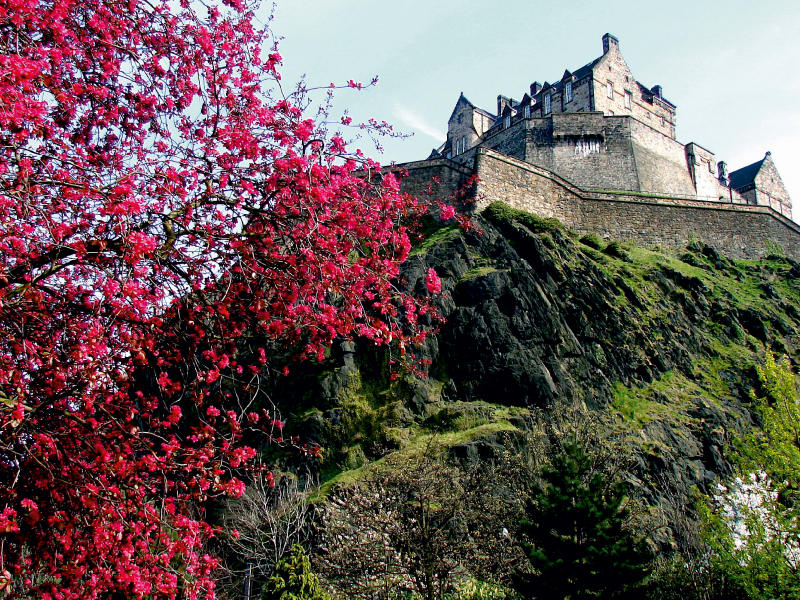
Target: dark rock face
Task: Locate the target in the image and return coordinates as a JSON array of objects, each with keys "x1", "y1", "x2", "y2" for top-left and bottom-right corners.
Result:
[
  {"x1": 277, "y1": 210, "x2": 800, "y2": 517},
  {"x1": 404, "y1": 219, "x2": 700, "y2": 410},
  {"x1": 390, "y1": 214, "x2": 800, "y2": 497}
]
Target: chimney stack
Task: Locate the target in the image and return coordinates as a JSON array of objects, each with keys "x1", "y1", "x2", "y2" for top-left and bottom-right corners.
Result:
[{"x1": 602, "y1": 33, "x2": 619, "y2": 54}]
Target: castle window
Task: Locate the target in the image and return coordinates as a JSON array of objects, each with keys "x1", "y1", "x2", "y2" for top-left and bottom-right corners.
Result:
[
  {"x1": 504, "y1": 116, "x2": 511, "y2": 129},
  {"x1": 624, "y1": 92, "x2": 631, "y2": 109},
  {"x1": 565, "y1": 81, "x2": 573, "y2": 103},
  {"x1": 524, "y1": 105, "x2": 530, "y2": 118},
  {"x1": 545, "y1": 94, "x2": 551, "y2": 114},
  {"x1": 606, "y1": 82, "x2": 613, "y2": 99},
  {"x1": 462, "y1": 137, "x2": 467, "y2": 152}
]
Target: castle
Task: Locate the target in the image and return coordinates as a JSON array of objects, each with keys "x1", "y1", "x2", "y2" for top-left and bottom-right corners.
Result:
[{"x1": 397, "y1": 34, "x2": 799, "y2": 259}]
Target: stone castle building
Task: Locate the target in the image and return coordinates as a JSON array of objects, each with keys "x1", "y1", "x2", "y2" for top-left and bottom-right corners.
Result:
[{"x1": 397, "y1": 34, "x2": 798, "y2": 259}]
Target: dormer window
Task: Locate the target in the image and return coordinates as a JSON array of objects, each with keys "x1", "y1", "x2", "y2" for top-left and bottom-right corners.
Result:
[
  {"x1": 524, "y1": 105, "x2": 531, "y2": 118},
  {"x1": 606, "y1": 82, "x2": 613, "y2": 99},
  {"x1": 565, "y1": 81, "x2": 573, "y2": 103},
  {"x1": 624, "y1": 91, "x2": 631, "y2": 109},
  {"x1": 504, "y1": 116, "x2": 511, "y2": 129},
  {"x1": 545, "y1": 94, "x2": 551, "y2": 114}
]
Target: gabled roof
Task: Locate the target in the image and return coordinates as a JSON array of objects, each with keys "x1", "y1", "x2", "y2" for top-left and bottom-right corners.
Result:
[
  {"x1": 448, "y1": 92, "x2": 496, "y2": 123},
  {"x1": 448, "y1": 93, "x2": 473, "y2": 122},
  {"x1": 527, "y1": 57, "x2": 603, "y2": 106},
  {"x1": 571, "y1": 57, "x2": 602, "y2": 82},
  {"x1": 729, "y1": 158, "x2": 766, "y2": 190}
]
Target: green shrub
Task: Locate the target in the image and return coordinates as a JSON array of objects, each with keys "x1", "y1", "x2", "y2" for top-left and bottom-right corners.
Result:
[
  {"x1": 603, "y1": 241, "x2": 633, "y2": 262},
  {"x1": 579, "y1": 232, "x2": 605, "y2": 250},
  {"x1": 482, "y1": 201, "x2": 563, "y2": 234},
  {"x1": 261, "y1": 545, "x2": 330, "y2": 600},
  {"x1": 512, "y1": 442, "x2": 652, "y2": 599}
]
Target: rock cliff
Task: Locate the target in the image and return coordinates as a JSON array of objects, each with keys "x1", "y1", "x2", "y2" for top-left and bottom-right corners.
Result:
[{"x1": 273, "y1": 202, "x2": 800, "y2": 515}]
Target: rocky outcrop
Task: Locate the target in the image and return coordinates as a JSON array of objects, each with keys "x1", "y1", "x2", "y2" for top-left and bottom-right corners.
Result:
[{"x1": 277, "y1": 203, "x2": 800, "y2": 518}]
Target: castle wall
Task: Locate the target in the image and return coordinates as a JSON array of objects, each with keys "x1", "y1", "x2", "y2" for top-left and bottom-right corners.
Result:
[
  {"x1": 629, "y1": 120, "x2": 696, "y2": 196},
  {"x1": 395, "y1": 158, "x2": 471, "y2": 205},
  {"x1": 549, "y1": 114, "x2": 640, "y2": 191},
  {"x1": 462, "y1": 112, "x2": 756, "y2": 207},
  {"x1": 573, "y1": 197, "x2": 800, "y2": 260},
  {"x1": 470, "y1": 149, "x2": 800, "y2": 260},
  {"x1": 475, "y1": 118, "x2": 529, "y2": 162}
]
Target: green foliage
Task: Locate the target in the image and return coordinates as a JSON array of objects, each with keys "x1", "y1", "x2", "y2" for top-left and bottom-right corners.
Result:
[
  {"x1": 261, "y1": 545, "x2": 330, "y2": 600},
  {"x1": 482, "y1": 201, "x2": 563, "y2": 234},
  {"x1": 411, "y1": 221, "x2": 460, "y2": 255},
  {"x1": 458, "y1": 267, "x2": 501, "y2": 283},
  {"x1": 645, "y1": 553, "x2": 749, "y2": 600},
  {"x1": 739, "y1": 351, "x2": 800, "y2": 495},
  {"x1": 699, "y1": 494, "x2": 800, "y2": 600},
  {"x1": 423, "y1": 404, "x2": 493, "y2": 432},
  {"x1": 512, "y1": 442, "x2": 652, "y2": 599},
  {"x1": 446, "y1": 579, "x2": 520, "y2": 600},
  {"x1": 579, "y1": 232, "x2": 605, "y2": 250},
  {"x1": 603, "y1": 240, "x2": 634, "y2": 262},
  {"x1": 694, "y1": 352, "x2": 800, "y2": 599}
]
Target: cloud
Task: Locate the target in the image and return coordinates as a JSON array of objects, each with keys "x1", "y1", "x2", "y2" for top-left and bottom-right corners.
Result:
[{"x1": 392, "y1": 104, "x2": 446, "y2": 141}]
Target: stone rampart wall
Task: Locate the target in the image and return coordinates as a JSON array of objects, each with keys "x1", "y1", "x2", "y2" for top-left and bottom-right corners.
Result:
[
  {"x1": 470, "y1": 149, "x2": 800, "y2": 260},
  {"x1": 395, "y1": 158, "x2": 472, "y2": 206},
  {"x1": 396, "y1": 150, "x2": 800, "y2": 260}
]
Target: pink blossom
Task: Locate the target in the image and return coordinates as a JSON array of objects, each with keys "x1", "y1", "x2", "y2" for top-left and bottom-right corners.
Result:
[
  {"x1": 426, "y1": 268, "x2": 442, "y2": 294},
  {"x1": 440, "y1": 205, "x2": 456, "y2": 220}
]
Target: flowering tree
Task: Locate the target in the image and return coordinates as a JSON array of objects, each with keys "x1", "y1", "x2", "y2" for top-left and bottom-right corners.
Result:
[
  {"x1": 0, "y1": 0, "x2": 440, "y2": 597},
  {"x1": 698, "y1": 352, "x2": 800, "y2": 598}
]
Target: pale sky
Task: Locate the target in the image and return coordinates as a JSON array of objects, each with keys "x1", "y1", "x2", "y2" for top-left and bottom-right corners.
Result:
[{"x1": 268, "y1": 0, "x2": 800, "y2": 216}]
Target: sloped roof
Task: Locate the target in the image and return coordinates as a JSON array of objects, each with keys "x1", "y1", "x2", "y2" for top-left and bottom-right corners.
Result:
[
  {"x1": 728, "y1": 158, "x2": 765, "y2": 190},
  {"x1": 448, "y1": 93, "x2": 496, "y2": 123},
  {"x1": 526, "y1": 57, "x2": 602, "y2": 106}
]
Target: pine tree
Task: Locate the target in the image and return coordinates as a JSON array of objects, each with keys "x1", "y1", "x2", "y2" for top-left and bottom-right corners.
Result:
[
  {"x1": 512, "y1": 442, "x2": 652, "y2": 599},
  {"x1": 261, "y1": 545, "x2": 330, "y2": 600}
]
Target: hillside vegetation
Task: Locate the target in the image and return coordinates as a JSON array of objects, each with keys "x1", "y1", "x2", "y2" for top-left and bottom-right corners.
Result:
[{"x1": 228, "y1": 202, "x2": 800, "y2": 599}]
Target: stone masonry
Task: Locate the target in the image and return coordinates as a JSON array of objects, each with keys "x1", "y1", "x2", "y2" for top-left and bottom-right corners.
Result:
[
  {"x1": 394, "y1": 34, "x2": 797, "y2": 259},
  {"x1": 397, "y1": 149, "x2": 800, "y2": 260}
]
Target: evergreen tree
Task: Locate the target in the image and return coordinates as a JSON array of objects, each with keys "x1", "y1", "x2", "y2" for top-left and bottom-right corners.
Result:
[
  {"x1": 512, "y1": 442, "x2": 652, "y2": 599},
  {"x1": 261, "y1": 545, "x2": 330, "y2": 600}
]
